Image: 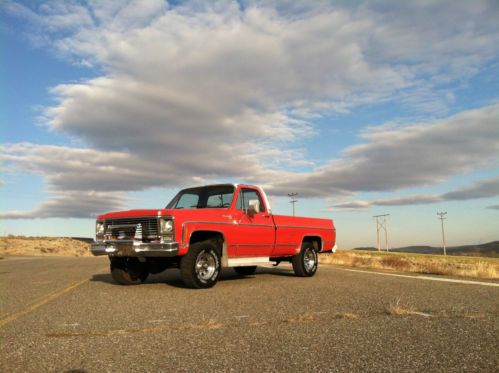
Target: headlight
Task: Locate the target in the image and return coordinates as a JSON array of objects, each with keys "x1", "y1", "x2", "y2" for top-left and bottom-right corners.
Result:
[
  {"x1": 160, "y1": 219, "x2": 173, "y2": 234},
  {"x1": 159, "y1": 218, "x2": 174, "y2": 241},
  {"x1": 96, "y1": 221, "x2": 105, "y2": 239}
]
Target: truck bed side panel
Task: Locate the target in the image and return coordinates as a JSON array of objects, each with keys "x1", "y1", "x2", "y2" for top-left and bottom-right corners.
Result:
[{"x1": 271, "y1": 215, "x2": 335, "y2": 257}]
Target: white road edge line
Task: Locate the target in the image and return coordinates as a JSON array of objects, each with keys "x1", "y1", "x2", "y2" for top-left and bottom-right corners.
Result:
[{"x1": 330, "y1": 267, "x2": 499, "y2": 287}]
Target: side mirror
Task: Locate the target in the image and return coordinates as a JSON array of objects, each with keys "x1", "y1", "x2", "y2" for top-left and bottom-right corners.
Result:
[{"x1": 247, "y1": 199, "x2": 260, "y2": 217}]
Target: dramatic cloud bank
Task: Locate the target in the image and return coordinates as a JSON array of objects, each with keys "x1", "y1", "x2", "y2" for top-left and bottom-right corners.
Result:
[
  {"x1": 333, "y1": 177, "x2": 499, "y2": 210},
  {"x1": 0, "y1": 192, "x2": 127, "y2": 219},
  {"x1": 272, "y1": 104, "x2": 499, "y2": 197},
  {"x1": 2, "y1": 0, "x2": 499, "y2": 218}
]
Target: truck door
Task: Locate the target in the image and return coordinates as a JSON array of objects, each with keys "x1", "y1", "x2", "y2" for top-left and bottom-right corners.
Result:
[{"x1": 233, "y1": 187, "x2": 275, "y2": 257}]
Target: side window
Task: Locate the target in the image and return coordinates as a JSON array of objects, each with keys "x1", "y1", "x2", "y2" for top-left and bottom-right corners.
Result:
[
  {"x1": 236, "y1": 188, "x2": 265, "y2": 213},
  {"x1": 206, "y1": 192, "x2": 233, "y2": 208}
]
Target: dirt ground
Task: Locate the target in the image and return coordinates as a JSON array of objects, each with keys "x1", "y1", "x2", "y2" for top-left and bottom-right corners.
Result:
[{"x1": 0, "y1": 236, "x2": 91, "y2": 257}]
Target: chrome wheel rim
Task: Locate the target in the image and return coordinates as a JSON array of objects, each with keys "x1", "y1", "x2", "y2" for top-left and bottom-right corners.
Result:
[
  {"x1": 195, "y1": 250, "x2": 216, "y2": 281},
  {"x1": 304, "y1": 248, "x2": 316, "y2": 272}
]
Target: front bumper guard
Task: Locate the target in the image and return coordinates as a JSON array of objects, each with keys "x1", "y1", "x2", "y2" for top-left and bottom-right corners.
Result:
[{"x1": 90, "y1": 240, "x2": 179, "y2": 257}]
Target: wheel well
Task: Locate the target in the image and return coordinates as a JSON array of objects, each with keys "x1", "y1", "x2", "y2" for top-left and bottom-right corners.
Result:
[
  {"x1": 303, "y1": 236, "x2": 322, "y2": 252},
  {"x1": 189, "y1": 231, "x2": 224, "y2": 254}
]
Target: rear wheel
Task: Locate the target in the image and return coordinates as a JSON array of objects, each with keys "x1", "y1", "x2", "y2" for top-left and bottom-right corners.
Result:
[
  {"x1": 292, "y1": 242, "x2": 318, "y2": 277},
  {"x1": 180, "y1": 241, "x2": 221, "y2": 289},
  {"x1": 110, "y1": 257, "x2": 148, "y2": 285},
  {"x1": 233, "y1": 266, "x2": 257, "y2": 276}
]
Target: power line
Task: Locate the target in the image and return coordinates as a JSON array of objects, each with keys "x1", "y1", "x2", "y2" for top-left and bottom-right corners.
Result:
[
  {"x1": 437, "y1": 212, "x2": 447, "y2": 256},
  {"x1": 288, "y1": 192, "x2": 298, "y2": 216},
  {"x1": 373, "y1": 214, "x2": 390, "y2": 251}
]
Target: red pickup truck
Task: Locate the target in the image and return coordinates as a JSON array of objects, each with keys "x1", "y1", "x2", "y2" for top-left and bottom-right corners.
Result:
[{"x1": 91, "y1": 184, "x2": 336, "y2": 288}]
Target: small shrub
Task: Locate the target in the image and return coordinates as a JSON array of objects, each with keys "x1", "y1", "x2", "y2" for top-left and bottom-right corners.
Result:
[
  {"x1": 380, "y1": 256, "x2": 411, "y2": 271},
  {"x1": 332, "y1": 312, "x2": 359, "y2": 319},
  {"x1": 417, "y1": 262, "x2": 453, "y2": 276},
  {"x1": 386, "y1": 298, "x2": 416, "y2": 316},
  {"x1": 286, "y1": 313, "x2": 315, "y2": 323}
]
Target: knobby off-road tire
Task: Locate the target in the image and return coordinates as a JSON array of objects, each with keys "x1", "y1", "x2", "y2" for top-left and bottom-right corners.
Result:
[
  {"x1": 110, "y1": 257, "x2": 148, "y2": 285},
  {"x1": 180, "y1": 241, "x2": 221, "y2": 289},
  {"x1": 292, "y1": 242, "x2": 318, "y2": 277},
  {"x1": 233, "y1": 266, "x2": 257, "y2": 276}
]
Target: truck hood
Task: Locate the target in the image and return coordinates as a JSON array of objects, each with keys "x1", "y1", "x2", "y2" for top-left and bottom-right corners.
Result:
[
  {"x1": 97, "y1": 209, "x2": 164, "y2": 220},
  {"x1": 97, "y1": 208, "x2": 232, "y2": 220}
]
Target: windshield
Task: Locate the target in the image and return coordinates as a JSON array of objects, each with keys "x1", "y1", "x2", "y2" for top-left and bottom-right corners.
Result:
[{"x1": 166, "y1": 185, "x2": 235, "y2": 209}]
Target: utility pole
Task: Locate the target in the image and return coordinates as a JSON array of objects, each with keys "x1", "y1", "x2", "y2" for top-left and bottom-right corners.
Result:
[
  {"x1": 385, "y1": 215, "x2": 389, "y2": 252},
  {"x1": 288, "y1": 192, "x2": 298, "y2": 216},
  {"x1": 437, "y1": 212, "x2": 447, "y2": 256},
  {"x1": 373, "y1": 214, "x2": 390, "y2": 251}
]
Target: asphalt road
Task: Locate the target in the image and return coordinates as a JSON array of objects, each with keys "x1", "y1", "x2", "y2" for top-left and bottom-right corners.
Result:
[{"x1": 1, "y1": 256, "x2": 498, "y2": 372}]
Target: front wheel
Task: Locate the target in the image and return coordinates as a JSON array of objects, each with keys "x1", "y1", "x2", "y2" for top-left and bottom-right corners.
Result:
[
  {"x1": 180, "y1": 241, "x2": 221, "y2": 289},
  {"x1": 292, "y1": 242, "x2": 318, "y2": 277},
  {"x1": 110, "y1": 257, "x2": 148, "y2": 285}
]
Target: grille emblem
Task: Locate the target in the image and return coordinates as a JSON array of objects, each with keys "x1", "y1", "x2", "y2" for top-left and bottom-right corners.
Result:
[{"x1": 134, "y1": 223, "x2": 143, "y2": 240}]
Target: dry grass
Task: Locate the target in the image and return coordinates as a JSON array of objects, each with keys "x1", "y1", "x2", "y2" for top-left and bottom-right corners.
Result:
[
  {"x1": 286, "y1": 311, "x2": 359, "y2": 323},
  {"x1": 385, "y1": 298, "x2": 417, "y2": 316},
  {"x1": 463, "y1": 312, "x2": 488, "y2": 320},
  {"x1": 186, "y1": 319, "x2": 222, "y2": 330},
  {"x1": 47, "y1": 319, "x2": 223, "y2": 338},
  {"x1": 320, "y1": 250, "x2": 499, "y2": 280},
  {"x1": 286, "y1": 312, "x2": 316, "y2": 323},
  {"x1": 0, "y1": 236, "x2": 91, "y2": 257},
  {"x1": 331, "y1": 312, "x2": 359, "y2": 319}
]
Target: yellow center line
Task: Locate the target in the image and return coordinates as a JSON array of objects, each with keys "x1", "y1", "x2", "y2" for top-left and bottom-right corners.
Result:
[
  {"x1": 0, "y1": 278, "x2": 89, "y2": 328},
  {"x1": 0, "y1": 266, "x2": 108, "y2": 328}
]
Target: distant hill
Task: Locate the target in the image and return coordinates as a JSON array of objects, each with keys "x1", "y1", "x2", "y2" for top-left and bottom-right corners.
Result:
[{"x1": 354, "y1": 241, "x2": 499, "y2": 258}]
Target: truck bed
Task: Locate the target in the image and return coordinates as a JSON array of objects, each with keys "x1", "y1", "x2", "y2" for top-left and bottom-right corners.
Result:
[{"x1": 272, "y1": 215, "x2": 335, "y2": 256}]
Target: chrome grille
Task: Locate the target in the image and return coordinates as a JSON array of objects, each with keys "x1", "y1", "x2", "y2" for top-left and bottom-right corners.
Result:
[{"x1": 105, "y1": 217, "x2": 159, "y2": 241}]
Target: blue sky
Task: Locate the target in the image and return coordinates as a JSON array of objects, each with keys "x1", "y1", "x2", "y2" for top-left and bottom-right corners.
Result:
[{"x1": 1, "y1": 1, "x2": 498, "y2": 248}]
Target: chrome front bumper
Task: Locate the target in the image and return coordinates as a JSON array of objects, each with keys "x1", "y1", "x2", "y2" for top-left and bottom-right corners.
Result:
[{"x1": 90, "y1": 240, "x2": 179, "y2": 257}]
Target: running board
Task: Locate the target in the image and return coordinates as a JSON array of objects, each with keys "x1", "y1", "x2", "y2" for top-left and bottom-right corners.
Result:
[{"x1": 226, "y1": 257, "x2": 271, "y2": 267}]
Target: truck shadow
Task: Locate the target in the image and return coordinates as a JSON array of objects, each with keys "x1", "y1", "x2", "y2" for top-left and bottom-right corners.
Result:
[
  {"x1": 91, "y1": 266, "x2": 296, "y2": 288},
  {"x1": 90, "y1": 272, "x2": 189, "y2": 288},
  {"x1": 256, "y1": 266, "x2": 296, "y2": 277}
]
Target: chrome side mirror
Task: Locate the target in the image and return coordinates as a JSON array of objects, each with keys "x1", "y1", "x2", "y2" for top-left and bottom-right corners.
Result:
[{"x1": 247, "y1": 199, "x2": 260, "y2": 217}]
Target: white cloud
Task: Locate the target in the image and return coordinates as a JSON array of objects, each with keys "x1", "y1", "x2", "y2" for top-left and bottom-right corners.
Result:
[
  {"x1": 1, "y1": 142, "x2": 278, "y2": 192},
  {"x1": 329, "y1": 200, "x2": 372, "y2": 211},
  {"x1": 0, "y1": 191, "x2": 127, "y2": 219},
  {"x1": 332, "y1": 177, "x2": 499, "y2": 210},
  {"x1": 2, "y1": 1, "x2": 499, "y2": 218},
  {"x1": 272, "y1": 104, "x2": 499, "y2": 197},
  {"x1": 443, "y1": 177, "x2": 499, "y2": 201}
]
